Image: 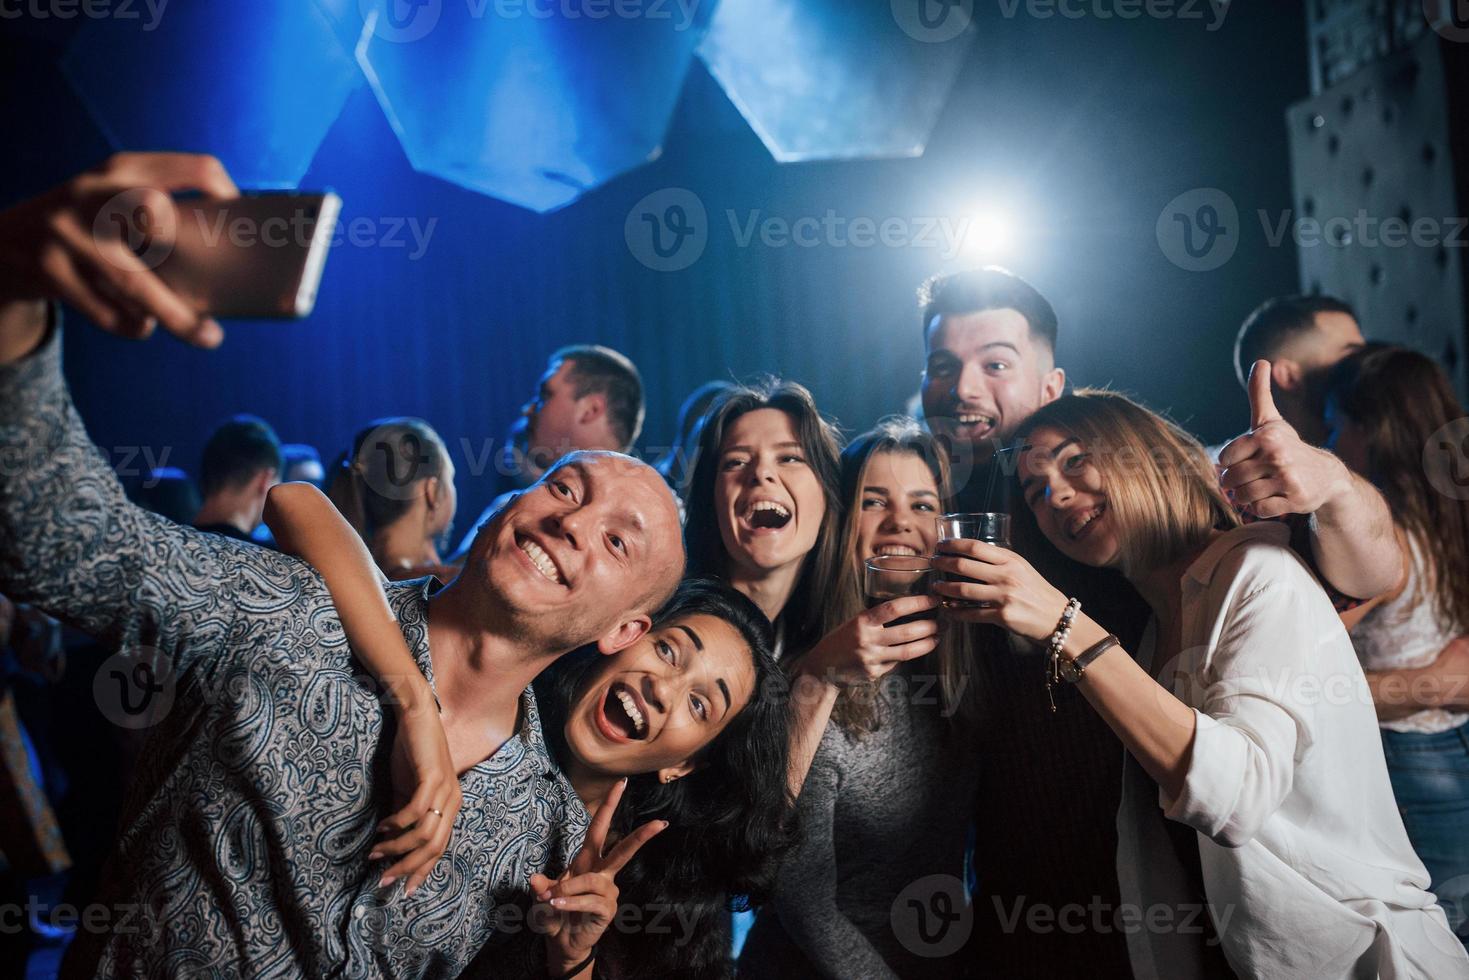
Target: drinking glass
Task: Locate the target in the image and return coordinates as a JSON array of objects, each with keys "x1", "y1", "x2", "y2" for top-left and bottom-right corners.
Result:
[
  {"x1": 863, "y1": 555, "x2": 936, "y2": 627},
  {"x1": 935, "y1": 513, "x2": 1011, "y2": 608}
]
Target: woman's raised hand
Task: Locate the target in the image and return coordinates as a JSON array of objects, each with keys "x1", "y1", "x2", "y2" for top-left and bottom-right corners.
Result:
[
  {"x1": 370, "y1": 695, "x2": 463, "y2": 896},
  {"x1": 931, "y1": 539, "x2": 1070, "y2": 642},
  {"x1": 531, "y1": 778, "x2": 668, "y2": 977},
  {"x1": 795, "y1": 594, "x2": 942, "y2": 687}
]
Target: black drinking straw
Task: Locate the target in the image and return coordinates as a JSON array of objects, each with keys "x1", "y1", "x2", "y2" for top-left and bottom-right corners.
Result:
[{"x1": 982, "y1": 443, "x2": 1008, "y2": 513}]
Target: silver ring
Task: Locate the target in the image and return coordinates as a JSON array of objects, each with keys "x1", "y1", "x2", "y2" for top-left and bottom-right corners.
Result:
[{"x1": 429, "y1": 808, "x2": 443, "y2": 818}]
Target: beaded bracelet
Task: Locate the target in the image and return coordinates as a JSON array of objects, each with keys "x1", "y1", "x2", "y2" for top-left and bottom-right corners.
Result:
[{"x1": 1044, "y1": 597, "x2": 1082, "y2": 713}]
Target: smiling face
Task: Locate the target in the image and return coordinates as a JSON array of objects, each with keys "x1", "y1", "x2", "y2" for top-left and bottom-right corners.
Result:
[
  {"x1": 922, "y1": 309, "x2": 1064, "y2": 464},
  {"x1": 853, "y1": 450, "x2": 941, "y2": 562},
  {"x1": 563, "y1": 612, "x2": 757, "y2": 778},
  {"x1": 1018, "y1": 425, "x2": 1122, "y2": 569},
  {"x1": 467, "y1": 452, "x2": 684, "y2": 649},
  {"x1": 713, "y1": 408, "x2": 827, "y2": 578}
]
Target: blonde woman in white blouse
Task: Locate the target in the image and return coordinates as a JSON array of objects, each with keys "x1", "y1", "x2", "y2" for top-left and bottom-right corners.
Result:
[
  {"x1": 1326, "y1": 344, "x2": 1469, "y2": 952},
  {"x1": 933, "y1": 387, "x2": 1468, "y2": 979}
]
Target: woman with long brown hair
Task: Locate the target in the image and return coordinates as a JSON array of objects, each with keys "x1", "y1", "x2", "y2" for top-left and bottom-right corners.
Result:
[
  {"x1": 738, "y1": 418, "x2": 978, "y2": 978},
  {"x1": 1326, "y1": 344, "x2": 1469, "y2": 950},
  {"x1": 934, "y1": 388, "x2": 1465, "y2": 978},
  {"x1": 683, "y1": 384, "x2": 944, "y2": 792}
]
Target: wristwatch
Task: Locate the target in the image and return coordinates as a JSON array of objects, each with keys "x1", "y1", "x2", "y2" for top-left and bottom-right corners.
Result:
[{"x1": 1058, "y1": 633, "x2": 1120, "y2": 684}]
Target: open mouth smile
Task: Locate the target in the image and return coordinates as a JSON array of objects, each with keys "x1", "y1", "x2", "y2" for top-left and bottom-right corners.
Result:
[
  {"x1": 952, "y1": 412, "x2": 998, "y2": 439},
  {"x1": 514, "y1": 533, "x2": 564, "y2": 585},
  {"x1": 741, "y1": 499, "x2": 793, "y2": 533},
  {"x1": 597, "y1": 681, "x2": 649, "y2": 742},
  {"x1": 1066, "y1": 501, "x2": 1107, "y2": 542}
]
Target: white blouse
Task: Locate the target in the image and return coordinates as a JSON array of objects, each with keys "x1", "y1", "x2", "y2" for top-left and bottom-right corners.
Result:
[{"x1": 1116, "y1": 522, "x2": 1468, "y2": 979}]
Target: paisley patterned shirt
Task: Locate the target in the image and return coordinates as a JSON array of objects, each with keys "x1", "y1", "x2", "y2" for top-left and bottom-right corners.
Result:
[{"x1": 0, "y1": 324, "x2": 589, "y2": 978}]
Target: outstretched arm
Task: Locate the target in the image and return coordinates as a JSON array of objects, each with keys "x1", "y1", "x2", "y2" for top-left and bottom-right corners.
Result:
[
  {"x1": 264, "y1": 481, "x2": 462, "y2": 895},
  {"x1": 1304, "y1": 467, "x2": 1400, "y2": 603},
  {"x1": 1219, "y1": 360, "x2": 1401, "y2": 603},
  {"x1": 0, "y1": 155, "x2": 250, "y2": 668},
  {"x1": 266, "y1": 482, "x2": 428, "y2": 709}
]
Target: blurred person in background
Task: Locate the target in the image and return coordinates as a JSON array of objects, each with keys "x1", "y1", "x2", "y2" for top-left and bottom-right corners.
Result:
[
  {"x1": 191, "y1": 414, "x2": 281, "y2": 543},
  {"x1": 1231, "y1": 294, "x2": 1365, "y2": 447},
  {"x1": 280, "y1": 442, "x2": 325, "y2": 487},
  {"x1": 655, "y1": 379, "x2": 736, "y2": 512},
  {"x1": 454, "y1": 346, "x2": 645, "y2": 557},
  {"x1": 0, "y1": 593, "x2": 69, "y2": 979},
  {"x1": 128, "y1": 466, "x2": 201, "y2": 526},
  {"x1": 1326, "y1": 344, "x2": 1469, "y2": 950},
  {"x1": 328, "y1": 417, "x2": 458, "y2": 582}
]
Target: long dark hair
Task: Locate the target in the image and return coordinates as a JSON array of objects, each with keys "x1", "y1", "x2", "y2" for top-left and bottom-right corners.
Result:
[
  {"x1": 1327, "y1": 345, "x2": 1469, "y2": 632},
  {"x1": 535, "y1": 579, "x2": 796, "y2": 978},
  {"x1": 683, "y1": 379, "x2": 843, "y2": 656}
]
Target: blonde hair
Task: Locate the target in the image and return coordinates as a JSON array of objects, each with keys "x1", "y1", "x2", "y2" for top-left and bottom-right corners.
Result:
[
  {"x1": 1012, "y1": 390, "x2": 1239, "y2": 578},
  {"x1": 826, "y1": 418, "x2": 977, "y2": 735}
]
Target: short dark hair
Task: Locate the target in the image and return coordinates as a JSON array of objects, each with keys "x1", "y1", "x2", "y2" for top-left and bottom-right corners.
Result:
[
  {"x1": 918, "y1": 266, "x2": 1059, "y2": 355},
  {"x1": 200, "y1": 415, "x2": 282, "y2": 497},
  {"x1": 552, "y1": 345, "x2": 644, "y2": 450},
  {"x1": 1234, "y1": 294, "x2": 1358, "y2": 388}
]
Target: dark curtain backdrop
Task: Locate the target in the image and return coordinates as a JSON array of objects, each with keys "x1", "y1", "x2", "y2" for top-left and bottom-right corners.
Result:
[{"x1": 2, "y1": 4, "x2": 1307, "y2": 528}]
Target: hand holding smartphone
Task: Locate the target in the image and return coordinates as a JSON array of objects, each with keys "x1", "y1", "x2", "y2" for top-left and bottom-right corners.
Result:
[{"x1": 151, "y1": 192, "x2": 341, "y2": 319}]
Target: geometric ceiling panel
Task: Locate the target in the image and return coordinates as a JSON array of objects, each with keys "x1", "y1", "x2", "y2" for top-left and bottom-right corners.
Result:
[
  {"x1": 698, "y1": 0, "x2": 975, "y2": 162},
  {"x1": 356, "y1": 0, "x2": 716, "y2": 212},
  {"x1": 61, "y1": 0, "x2": 359, "y2": 189}
]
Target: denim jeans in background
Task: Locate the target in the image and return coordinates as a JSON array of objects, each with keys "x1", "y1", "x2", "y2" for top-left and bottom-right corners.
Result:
[{"x1": 1381, "y1": 721, "x2": 1469, "y2": 948}]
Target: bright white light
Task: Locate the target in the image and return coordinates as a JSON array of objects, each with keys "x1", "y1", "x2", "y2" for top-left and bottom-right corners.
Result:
[{"x1": 958, "y1": 207, "x2": 1015, "y2": 261}]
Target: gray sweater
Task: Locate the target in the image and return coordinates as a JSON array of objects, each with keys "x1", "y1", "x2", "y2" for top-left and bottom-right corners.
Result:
[{"x1": 739, "y1": 666, "x2": 981, "y2": 978}]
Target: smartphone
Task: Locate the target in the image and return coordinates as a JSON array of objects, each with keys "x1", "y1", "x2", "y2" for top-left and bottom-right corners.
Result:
[{"x1": 152, "y1": 192, "x2": 341, "y2": 319}]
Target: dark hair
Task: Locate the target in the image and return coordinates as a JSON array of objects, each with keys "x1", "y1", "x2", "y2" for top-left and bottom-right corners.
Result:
[
  {"x1": 917, "y1": 266, "x2": 1059, "y2": 355},
  {"x1": 199, "y1": 415, "x2": 282, "y2": 497},
  {"x1": 535, "y1": 579, "x2": 795, "y2": 978},
  {"x1": 328, "y1": 418, "x2": 451, "y2": 539},
  {"x1": 553, "y1": 345, "x2": 645, "y2": 450},
  {"x1": 131, "y1": 466, "x2": 201, "y2": 526},
  {"x1": 656, "y1": 380, "x2": 738, "y2": 494},
  {"x1": 1234, "y1": 294, "x2": 1358, "y2": 388},
  {"x1": 1327, "y1": 344, "x2": 1469, "y2": 633},
  {"x1": 683, "y1": 379, "x2": 844, "y2": 656}
]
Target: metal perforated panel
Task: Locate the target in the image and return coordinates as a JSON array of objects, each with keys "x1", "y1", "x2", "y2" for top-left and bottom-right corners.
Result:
[
  {"x1": 1287, "y1": 31, "x2": 1469, "y2": 398},
  {"x1": 1306, "y1": 0, "x2": 1432, "y2": 92}
]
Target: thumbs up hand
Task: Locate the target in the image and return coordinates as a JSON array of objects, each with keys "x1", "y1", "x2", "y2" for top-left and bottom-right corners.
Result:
[
  {"x1": 1217, "y1": 360, "x2": 1351, "y2": 520},
  {"x1": 1247, "y1": 357, "x2": 1284, "y2": 430}
]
